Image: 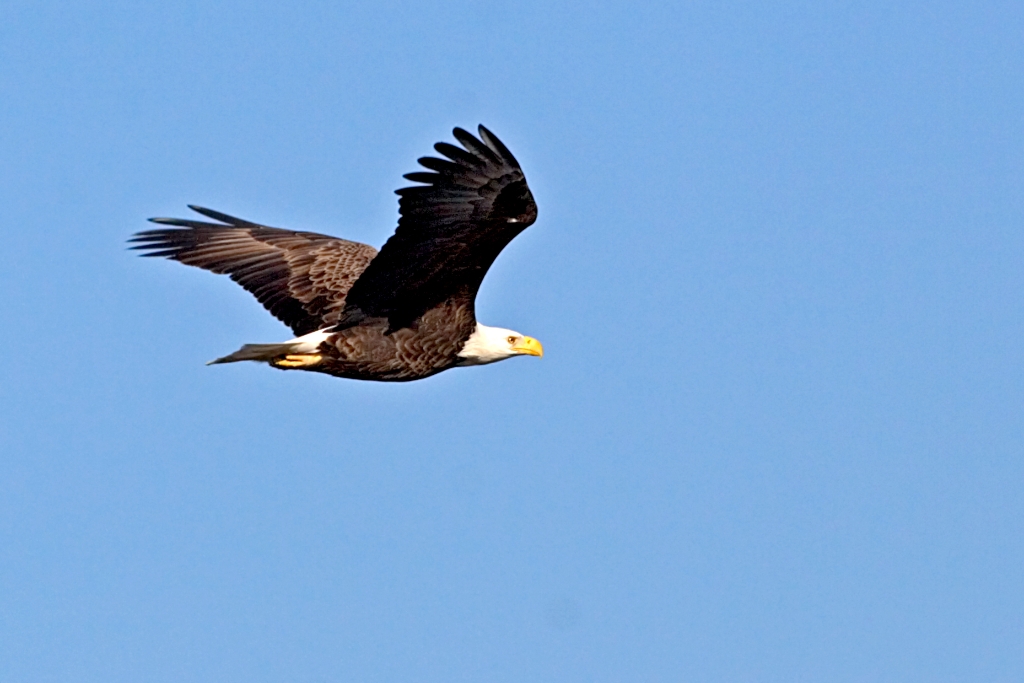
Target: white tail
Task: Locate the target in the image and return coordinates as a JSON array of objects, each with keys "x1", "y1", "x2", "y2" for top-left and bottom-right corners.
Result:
[{"x1": 207, "y1": 330, "x2": 331, "y2": 365}]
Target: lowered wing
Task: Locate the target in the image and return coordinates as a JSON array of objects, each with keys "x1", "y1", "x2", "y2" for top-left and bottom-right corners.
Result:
[{"x1": 130, "y1": 206, "x2": 378, "y2": 336}]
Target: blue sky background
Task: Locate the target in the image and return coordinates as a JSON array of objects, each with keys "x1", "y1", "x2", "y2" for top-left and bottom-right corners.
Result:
[{"x1": 2, "y1": 1, "x2": 1023, "y2": 681}]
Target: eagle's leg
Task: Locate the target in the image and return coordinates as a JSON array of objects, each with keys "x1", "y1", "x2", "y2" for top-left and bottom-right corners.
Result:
[{"x1": 271, "y1": 354, "x2": 323, "y2": 369}]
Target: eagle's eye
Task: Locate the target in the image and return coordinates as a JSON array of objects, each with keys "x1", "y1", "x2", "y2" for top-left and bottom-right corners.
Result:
[{"x1": 507, "y1": 335, "x2": 517, "y2": 345}]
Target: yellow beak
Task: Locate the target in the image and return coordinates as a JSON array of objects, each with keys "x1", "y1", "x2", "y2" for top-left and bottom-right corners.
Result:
[{"x1": 512, "y1": 336, "x2": 544, "y2": 358}]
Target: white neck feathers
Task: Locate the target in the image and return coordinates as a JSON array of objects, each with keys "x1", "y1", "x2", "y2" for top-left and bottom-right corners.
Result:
[{"x1": 457, "y1": 323, "x2": 519, "y2": 366}]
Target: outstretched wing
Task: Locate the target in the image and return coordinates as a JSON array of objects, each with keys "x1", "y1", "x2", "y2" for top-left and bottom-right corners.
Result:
[
  {"x1": 130, "y1": 206, "x2": 378, "y2": 335},
  {"x1": 340, "y1": 125, "x2": 538, "y2": 330}
]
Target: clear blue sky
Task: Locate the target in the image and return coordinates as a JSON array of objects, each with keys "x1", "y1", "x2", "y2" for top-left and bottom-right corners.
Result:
[{"x1": 2, "y1": 1, "x2": 1023, "y2": 681}]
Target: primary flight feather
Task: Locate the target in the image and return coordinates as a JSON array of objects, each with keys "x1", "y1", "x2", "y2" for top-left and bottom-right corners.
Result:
[{"x1": 130, "y1": 125, "x2": 543, "y2": 382}]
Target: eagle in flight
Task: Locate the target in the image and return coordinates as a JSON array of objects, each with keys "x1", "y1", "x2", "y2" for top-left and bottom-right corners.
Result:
[{"x1": 131, "y1": 125, "x2": 543, "y2": 382}]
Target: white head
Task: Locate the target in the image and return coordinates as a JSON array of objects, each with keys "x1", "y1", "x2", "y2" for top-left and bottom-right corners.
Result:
[{"x1": 456, "y1": 323, "x2": 544, "y2": 366}]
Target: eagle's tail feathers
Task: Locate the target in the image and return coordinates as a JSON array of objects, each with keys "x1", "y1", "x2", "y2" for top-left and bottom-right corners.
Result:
[
  {"x1": 207, "y1": 343, "x2": 293, "y2": 365},
  {"x1": 206, "y1": 330, "x2": 331, "y2": 366}
]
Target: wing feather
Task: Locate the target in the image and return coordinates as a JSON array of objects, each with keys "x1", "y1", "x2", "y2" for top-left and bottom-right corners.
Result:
[
  {"x1": 130, "y1": 207, "x2": 378, "y2": 335},
  {"x1": 341, "y1": 125, "x2": 537, "y2": 331}
]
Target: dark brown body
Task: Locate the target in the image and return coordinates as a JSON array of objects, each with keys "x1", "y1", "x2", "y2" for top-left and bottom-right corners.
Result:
[{"x1": 300, "y1": 300, "x2": 477, "y2": 381}]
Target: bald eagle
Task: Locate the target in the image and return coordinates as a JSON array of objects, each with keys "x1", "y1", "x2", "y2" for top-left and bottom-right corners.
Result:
[{"x1": 131, "y1": 125, "x2": 543, "y2": 382}]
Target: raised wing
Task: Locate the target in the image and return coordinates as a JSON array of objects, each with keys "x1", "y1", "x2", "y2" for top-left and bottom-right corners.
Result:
[
  {"x1": 130, "y1": 206, "x2": 378, "y2": 335},
  {"x1": 340, "y1": 125, "x2": 538, "y2": 330}
]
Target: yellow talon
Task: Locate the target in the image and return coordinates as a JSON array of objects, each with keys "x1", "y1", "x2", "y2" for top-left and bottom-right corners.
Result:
[{"x1": 272, "y1": 354, "x2": 323, "y2": 368}]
